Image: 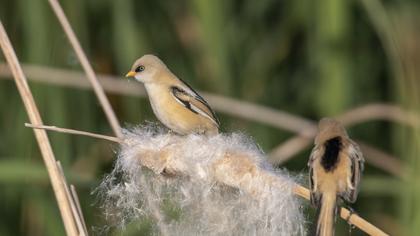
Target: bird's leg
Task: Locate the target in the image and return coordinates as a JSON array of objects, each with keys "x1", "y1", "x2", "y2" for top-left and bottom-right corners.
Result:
[
  {"x1": 343, "y1": 204, "x2": 358, "y2": 233},
  {"x1": 345, "y1": 205, "x2": 357, "y2": 221}
]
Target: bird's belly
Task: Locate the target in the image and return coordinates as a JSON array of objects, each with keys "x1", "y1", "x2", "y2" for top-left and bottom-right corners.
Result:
[{"x1": 153, "y1": 102, "x2": 214, "y2": 134}]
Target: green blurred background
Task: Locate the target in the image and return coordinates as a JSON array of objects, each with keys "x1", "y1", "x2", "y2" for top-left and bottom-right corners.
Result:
[{"x1": 1, "y1": 0, "x2": 419, "y2": 235}]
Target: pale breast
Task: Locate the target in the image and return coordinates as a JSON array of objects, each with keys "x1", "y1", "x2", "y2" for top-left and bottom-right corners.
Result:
[
  {"x1": 146, "y1": 84, "x2": 178, "y2": 128},
  {"x1": 145, "y1": 83, "x2": 218, "y2": 135}
]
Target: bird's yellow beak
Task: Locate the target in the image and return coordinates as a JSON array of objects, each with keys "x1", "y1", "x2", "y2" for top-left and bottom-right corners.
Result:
[{"x1": 125, "y1": 71, "x2": 136, "y2": 78}]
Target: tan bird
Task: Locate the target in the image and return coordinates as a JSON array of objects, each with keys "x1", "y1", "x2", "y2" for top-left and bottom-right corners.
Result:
[
  {"x1": 308, "y1": 118, "x2": 364, "y2": 236},
  {"x1": 126, "y1": 55, "x2": 220, "y2": 135}
]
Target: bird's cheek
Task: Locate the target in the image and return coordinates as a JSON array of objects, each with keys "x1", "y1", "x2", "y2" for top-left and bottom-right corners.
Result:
[{"x1": 134, "y1": 75, "x2": 145, "y2": 83}]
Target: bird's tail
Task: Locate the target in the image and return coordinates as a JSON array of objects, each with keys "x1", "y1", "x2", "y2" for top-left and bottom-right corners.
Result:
[{"x1": 314, "y1": 192, "x2": 337, "y2": 236}]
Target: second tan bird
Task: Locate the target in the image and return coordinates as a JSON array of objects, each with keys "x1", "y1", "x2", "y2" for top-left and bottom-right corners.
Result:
[{"x1": 308, "y1": 118, "x2": 365, "y2": 236}]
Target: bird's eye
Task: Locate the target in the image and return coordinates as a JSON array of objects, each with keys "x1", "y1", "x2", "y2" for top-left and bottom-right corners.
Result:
[{"x1": 135, "y1": 65, "x2": 145, "y2": 72}]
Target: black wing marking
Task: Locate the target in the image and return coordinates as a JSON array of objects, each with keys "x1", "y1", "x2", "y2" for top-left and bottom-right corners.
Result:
[
  {"x1": 171, "y1": 86, "x2": 198, "y2": 114},
  {"x1": 176, "y1": 78, "x2": 220, "y2": 126},
  {"x1": 170, "y1": 86, "x2": 220, "y2": 126}
]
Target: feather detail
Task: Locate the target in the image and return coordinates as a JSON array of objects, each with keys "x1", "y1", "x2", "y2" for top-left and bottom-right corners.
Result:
[
  {"x1": 314, "y1": 193, "x2": 337, "y2": 236},
  {"x1": 170, "y1": 85, "x2": 220, "y2": 127},
  {"x1": 345, "y1": 142, "x2": 364, "y2": 203}
]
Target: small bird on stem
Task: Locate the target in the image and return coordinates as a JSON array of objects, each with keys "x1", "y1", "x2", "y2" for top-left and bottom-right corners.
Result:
[
  {"x1": 308, "y1": 118, "x2": 364, "y2": 236},
  {"x1": 126, "y1": 55, "x2": 220, "y2": 135}
]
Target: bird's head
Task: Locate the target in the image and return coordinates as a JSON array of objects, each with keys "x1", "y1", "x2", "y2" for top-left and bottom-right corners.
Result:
[
  {"x1": 125, "y1": 54, "x2": 168, "y2": 83},
  {"x1": 315, "y1": 117, "x2": 348, "y2": 144}
]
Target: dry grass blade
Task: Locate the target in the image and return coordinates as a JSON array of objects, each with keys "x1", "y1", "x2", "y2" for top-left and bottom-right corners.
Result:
[
  {"x1": 357, "y1": 141, "x2": 404, "y2": 178},
  {"x1": 0, "y1": 63, "x2": 147, "y2": 96},
  {"x1": 57, "y1": 161, "x2": 87, "y2": 236},
  {"x1": 70, "y1": 185, "x2": 89, "y2": 235},
  {"x1": 0, "y1": 21, "x2": 79, "y2": 235},
  {"x1": 337, "y1": 104, "x2": 420, "y2": 127},
  {"x1": 25, "y1": 123, "x2": 123, "y2": 143},
  {"x1": 269, "y1": 136, "x2": 312, "y2": 164},
  {"x1": 201, "y1": 93, "x2": 316, "y2": 134},
  {"x1": 47, "y1": 0, "x2": 123, "y2": 138}
]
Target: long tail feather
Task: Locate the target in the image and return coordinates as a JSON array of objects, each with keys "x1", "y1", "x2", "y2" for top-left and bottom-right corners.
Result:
[{"x1": 314, "y1": 193, "x2": 337, "y2": 236}]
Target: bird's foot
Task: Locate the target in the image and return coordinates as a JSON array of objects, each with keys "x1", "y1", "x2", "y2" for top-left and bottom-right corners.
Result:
[{"x1": 344, "y1": 206, "x2": 358, "y2": 232}]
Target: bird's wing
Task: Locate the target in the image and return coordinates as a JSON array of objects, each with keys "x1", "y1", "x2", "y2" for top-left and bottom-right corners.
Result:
[
  {"x1": 346, "y1": 140, "x2": 365, "y2": 203},
  {"x1": 170, "y1": 84, "x2": 220, "y2": 127},
  {"x1": 308, "y1": 145, "x2": 321, "y2": 206}
]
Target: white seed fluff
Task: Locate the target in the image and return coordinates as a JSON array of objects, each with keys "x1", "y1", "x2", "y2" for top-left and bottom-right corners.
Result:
[{"x1": 97, "y1": 124, "x2": 306, "y2": 235}]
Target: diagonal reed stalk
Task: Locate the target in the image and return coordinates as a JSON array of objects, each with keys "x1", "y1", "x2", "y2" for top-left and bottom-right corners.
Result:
[
  {"x1": 47, "y1": 0, "x2": 122, "y2": 138},
  {"x1": 25, "y1": 123, "x2": 389, "y2": 236},
  {"x1": 0, "y1": 22, "x2": 86, "y2": 236},
  {"x1": 46, "y1": 1, "x2": 168, "y2": 234},
  {"x1": 25, "y1": 123, "x2": 123, "y2": 143}
]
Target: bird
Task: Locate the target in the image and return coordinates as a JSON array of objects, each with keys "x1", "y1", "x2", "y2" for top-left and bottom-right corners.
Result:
[
  {"x1": 125, "y1": 54, "x2": 220, "y2": 135},
  {"x1": 308, "y1": 118, "x2": 364, "y2": 236}
]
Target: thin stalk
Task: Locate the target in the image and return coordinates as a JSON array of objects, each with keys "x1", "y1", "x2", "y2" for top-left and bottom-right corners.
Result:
[
  {"x1": 47, "y1": 0, "x2": 123, "y2": 138},
  {"x1": 46, "y1": 2, "x2": 170, "y2": 233},
  {"x1": 25, "y1": 123, "x2": 123, "y2": 144},
  {"x1": 0, "y1": 21, "x2": 79, "y2": 236}
]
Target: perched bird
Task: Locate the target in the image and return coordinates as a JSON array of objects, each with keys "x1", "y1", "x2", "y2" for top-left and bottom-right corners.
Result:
[
  {"x1": 308, "y1": 118, "x2": 364, "y2": 236},
  {"x1": 125, "y1": 55, "x2": 220, "y2": 135}
]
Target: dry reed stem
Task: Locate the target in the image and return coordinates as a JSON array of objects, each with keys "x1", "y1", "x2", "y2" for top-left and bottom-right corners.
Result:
[
  {"x1": 0, "y1": 64, "x2": 408, "y2": 176},
  {"x1": 47, "y1": 0, "x2": 122, "y2": 138},
  {"x1": 357, "y1": 141, "x2": 403, "y2": 178},
  {"x1": 0, "y1": 22, "x2": 79, "y2": 236},
  {"x1": 0, "y1": 64, "x2": 146, "y2": 96},
  {"x1": 337, "y1": 104, "x2": 419, "y2": 128},
  {"x1": 25, "y1": 123, "x2": 123, "y2": 143},
  {"x1": 70, "y1": 185, "x2": 89, "y2": 235},
  {"x1": 46, "y1": 2, "x2": 169, "y2": 232},
  {"x1": 57, "y1": 161, "x2": 87, "y2": 236},
  {"x1": 25, "y1": 124, "x2": 388, "y2": 236}
]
